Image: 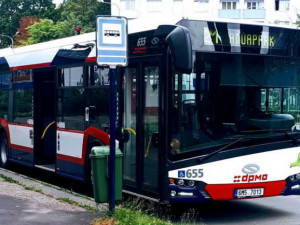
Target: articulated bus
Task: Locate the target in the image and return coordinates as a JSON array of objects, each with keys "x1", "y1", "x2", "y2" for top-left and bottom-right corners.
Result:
[{"x1": 1, "y1": 19, "x2": 300, "y2": 204}]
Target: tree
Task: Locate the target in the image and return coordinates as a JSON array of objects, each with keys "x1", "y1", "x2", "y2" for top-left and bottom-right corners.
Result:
[
  {"x1": 0, "y1": 0, "x2": 58, "y2": 48},
  {"x1": 15, "y1": 16, "x2": 41, "y2": 46},
  {"x1": 61, "y1": 0, "x2": 110, "y2": 33},
  {"x1": 297, "y1": 14, "x2": 300, "y2": 27},
  {"x1": 27, "y1": 19, "x2": 59, "y2": 44}
]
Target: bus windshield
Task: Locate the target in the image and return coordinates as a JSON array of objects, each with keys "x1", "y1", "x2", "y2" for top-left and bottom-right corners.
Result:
[{"x1": 171, "y1": 52, "x2": 300, "y2": 156}]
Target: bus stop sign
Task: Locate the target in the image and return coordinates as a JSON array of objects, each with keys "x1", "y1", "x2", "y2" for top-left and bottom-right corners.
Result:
[{"x1": 96, "y1": 16, "x2": 128, "y2": 67}]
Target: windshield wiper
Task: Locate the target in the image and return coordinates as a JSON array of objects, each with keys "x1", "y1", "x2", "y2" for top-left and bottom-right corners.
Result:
[{"x1": 197, "y1": 138, "x2": 247, "y2": 164}]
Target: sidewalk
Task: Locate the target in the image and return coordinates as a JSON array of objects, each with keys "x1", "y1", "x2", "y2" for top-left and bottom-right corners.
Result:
[{"x1": 0, "y1": 168, "x2": 106, "y2": 225}]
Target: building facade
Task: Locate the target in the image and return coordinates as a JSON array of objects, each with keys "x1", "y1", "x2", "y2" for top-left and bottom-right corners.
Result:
[{"x1": 112, "y1": 0, "x2": 300, "y2": 31}]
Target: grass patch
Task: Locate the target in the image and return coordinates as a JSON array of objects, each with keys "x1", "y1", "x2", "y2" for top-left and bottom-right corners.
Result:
[
  {"x1": 0, "y1": 174, "x2": 22, "y2": 185},
  {"x1": 0, "y1": 174, "x2": 51, "y2": 197},
  {"x1": 92, "y1": 198, "x2": 172, "y2": 225},
  {"x1": 93, "y1": 197, "x2": 203, "y2": 225},
  {"x1": 56, "y1": 197, "x2": 97, "y2": 211},
  {"x1": 92, "y1": 206, "x2": 172, "y2": 225}
]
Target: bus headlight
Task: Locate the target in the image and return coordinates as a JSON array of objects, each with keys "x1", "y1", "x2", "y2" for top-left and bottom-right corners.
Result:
[
  {"x1": 170, "y1": 190, "x2": 177, "y2": 197},
  {"x1": 177, "y1": 179, "x2": 184, "y2": 186},
  {"x1": 187, "y1": 180, "x2": 195, "y2": 187},
  {"x1": 288, "y1": 173, "x2": 300, "y2": 182}
]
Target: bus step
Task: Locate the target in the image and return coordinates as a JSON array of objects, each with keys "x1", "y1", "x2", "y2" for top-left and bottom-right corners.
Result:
[{"x1": 35, "y1": 164, "x2": 55, "y2": 172}]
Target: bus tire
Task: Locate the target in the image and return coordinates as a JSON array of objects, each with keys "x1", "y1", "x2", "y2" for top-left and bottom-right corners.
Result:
[{"x1": 0, "y1": 133, "x2": 9, "y2": 168}]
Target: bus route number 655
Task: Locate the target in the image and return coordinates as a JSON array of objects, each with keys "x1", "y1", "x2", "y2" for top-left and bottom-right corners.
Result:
[{"x1": 186, "y1": 169, "x2": 204, "y2": 178}]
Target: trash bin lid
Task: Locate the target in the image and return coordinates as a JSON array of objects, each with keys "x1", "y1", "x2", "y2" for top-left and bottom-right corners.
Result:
[{"x1": 90, "y1": 146, "x2": 123, "y2": 158}]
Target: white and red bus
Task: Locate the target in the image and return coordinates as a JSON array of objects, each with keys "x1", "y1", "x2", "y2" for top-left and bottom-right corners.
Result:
[
  {"x1": 121, "y1": 19, "x2": 300, "y2": 203},
  {"x1": 0, "y1": 33, "x2": 110, "y2": 182},
  {"x1": 1, "y1": 19, "x2": 300, "y2": 204}
]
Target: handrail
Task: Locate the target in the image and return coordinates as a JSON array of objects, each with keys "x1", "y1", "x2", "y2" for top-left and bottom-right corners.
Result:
[
  {"x1": 124, "y1": 127, "x2": 136, "y2": 136},
  {"x1": 41, "y1": 121, "x2": 56, "y2": 139}
]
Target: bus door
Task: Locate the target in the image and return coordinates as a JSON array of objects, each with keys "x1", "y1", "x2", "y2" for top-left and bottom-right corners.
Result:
[
  {"x1": 123, "y1": 58, "x2": 161, "y2": 197},
  {"x1": 33, "y1": 67, "x2": 57, "y2": 171}
]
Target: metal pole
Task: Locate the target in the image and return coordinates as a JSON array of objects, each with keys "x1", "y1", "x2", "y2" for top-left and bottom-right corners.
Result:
[
  {"x1": 0, "y1": 34, "x2": 13, "y2": 48},
  {"x1": 109, "y1": 67, "x2": 116, "y2": 213}
]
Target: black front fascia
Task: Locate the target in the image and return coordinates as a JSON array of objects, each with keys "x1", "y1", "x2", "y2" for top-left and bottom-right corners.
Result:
[
  {"x1": 128, "y1": 30, "x2": 167, "y2": 57},
  {"x1": 52, "y1": 48, "x2": 92, "y2": 66},
  {"x1": 177, "y1": 19, "x2": 300, "y2": 58}
]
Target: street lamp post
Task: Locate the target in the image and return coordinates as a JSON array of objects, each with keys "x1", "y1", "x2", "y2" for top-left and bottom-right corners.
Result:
[
  {"x1": 97, "y1": 0, "x2": 120, "y2": 16},
  {"x1": 0, "y1": 32, "x2": 19, "y2": 48},
  {"x1": 0, "y1": 34, "x2": 14, "y2": 48}
]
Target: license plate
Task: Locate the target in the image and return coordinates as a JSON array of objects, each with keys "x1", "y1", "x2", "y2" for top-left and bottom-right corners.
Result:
[{"x1": 234, "y1": 188, "x2": 264, "y2": 198}]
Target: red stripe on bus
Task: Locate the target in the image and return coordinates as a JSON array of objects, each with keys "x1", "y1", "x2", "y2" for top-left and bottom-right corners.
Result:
[
  {"x1": 81, "y1": 127, "x2": 110, "y2": 164},
  {"x1": 57, "y1": 154, "x2": 84, "y2": 165},
  {"x1": 57, "y1": 128, "x2": 84, "y2": 134},
  {"x1": 205, "y1": 181, "x2": 286, "y2": 200},
  {"x1": 86, "y1": 57, "x2": 96, "y2": 63},
  {"x1": 11, "y1": 144, "x2": 33, "y2": 153},
  {"x1": 8, "y1": 122, "x2": 33, "y2": 128},
  {"x1": 10, "y1": 62, "x2": 52, "y2": 71}
]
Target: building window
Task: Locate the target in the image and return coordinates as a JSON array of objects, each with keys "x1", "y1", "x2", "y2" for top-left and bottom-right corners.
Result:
[
  {"x1": 222, "y1": 1, "x2": 237, "y2": 10},
  {"x1": 120, "y1": 0, "x2": 135, "y2": 10},
  {"x1": 246, "y1": 1, "x2": 264, "y2": 9},
  {"x1": 275, "y1": 0, "x2": 289, "y2": 11},
  {"x1": 194, "y1": 0, "x2": 209, "y2": 11}
]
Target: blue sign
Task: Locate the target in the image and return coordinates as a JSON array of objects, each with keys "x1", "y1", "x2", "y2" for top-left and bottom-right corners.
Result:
[
  {"x1": 96, "y1": 16, "x2": 128, "y2": 67},
  {"x1": 178, "y1": 170, "x2": 186, "y2": 178}
]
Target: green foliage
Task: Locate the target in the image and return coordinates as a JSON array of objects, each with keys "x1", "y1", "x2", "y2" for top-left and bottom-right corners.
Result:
[
  {"x1": 27, "y1": 19, "x2": 59, "y2": 44},
  {"x1": 297, "y1": 14, "x2": 300, "y2": 27},
  {"x1": 20, "y1": 0, "x2": 111, "y2": 45},
  {"x1": 0, "y1": 0, "x2": 58, "y2": 48},
  {"x1": 112, "y1": 206, "x2": 172, "y2": 225},
  {"x1": 61, "y1": 0, "x2": 110, "y2": 33},
  {"x1": 56, "y1": 197, "x2": 97, "y2": 211}
]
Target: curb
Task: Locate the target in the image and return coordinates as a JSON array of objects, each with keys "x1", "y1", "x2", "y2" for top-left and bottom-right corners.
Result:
[{"x1": 0, "y1": 167, "x2": 108, "y2": 212}]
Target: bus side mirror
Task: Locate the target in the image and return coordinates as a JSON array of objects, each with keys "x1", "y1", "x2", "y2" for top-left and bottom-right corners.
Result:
[{"x1": 166, "y1": 26, "x2": 193, "y2": 74}]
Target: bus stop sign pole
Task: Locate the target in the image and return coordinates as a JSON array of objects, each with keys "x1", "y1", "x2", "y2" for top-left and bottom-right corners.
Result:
[
  {"x1": 109, "y1": 67, "x2": 116, "y2": 213},
  {"x1": 96, "y1": 16, "x2": 128, "y2": 213}
]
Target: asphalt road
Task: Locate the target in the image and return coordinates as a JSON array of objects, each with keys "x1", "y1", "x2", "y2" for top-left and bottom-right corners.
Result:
[
  {"x1": 170, "y1": 195, "x2": 300, "y2": 224},
  {"x1": 0, "y1": 194, "x2": 96, "y2": 225}
]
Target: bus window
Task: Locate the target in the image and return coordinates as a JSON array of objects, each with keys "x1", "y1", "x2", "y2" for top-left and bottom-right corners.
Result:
[
  {"x1": 0, "y1": 74, "x2": 10, "y2": 120},
  {"x1": 268, "y1": 88, "x2": 281, "y2": 113},
  {"x1": 86, "y1": 66, "x2": 110, "y2": 132},
  {"x1": 58, "y1": 67, "x2": 83, "y2": 87},
  {"x1": 87, "y1": 66, "x2": 110, "y2": 87},
  {"x1": 13, "y1": 70, "x2": 34, "y2": 124},
  {"x1": 170, "y1": 53, "x2": 300, "y2": 157},
  {"x1": 57, "y1": 67, "x2": 85, "y2": 130}
]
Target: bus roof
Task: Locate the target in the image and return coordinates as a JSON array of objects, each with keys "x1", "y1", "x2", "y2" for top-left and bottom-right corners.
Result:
[{"x1": 0, "y1": 19, "x2": 299, "y2": 72}]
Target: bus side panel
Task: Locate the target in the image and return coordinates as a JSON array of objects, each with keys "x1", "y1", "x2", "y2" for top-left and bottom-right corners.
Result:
[
  {"x1": 56, "y1": 129, "x2": 85, "y2": 180},
  {"x1": 8, "y1": 123, "x2": 34, "y2": 165},
  {"x1": 55, "y1": 127, "x2": 110, "y2": 181}
]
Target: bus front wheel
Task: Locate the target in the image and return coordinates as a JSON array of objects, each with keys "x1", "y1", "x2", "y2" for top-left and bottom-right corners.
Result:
[{"x1": 0, "y1": 133, "x2": 9, "y2": 168}]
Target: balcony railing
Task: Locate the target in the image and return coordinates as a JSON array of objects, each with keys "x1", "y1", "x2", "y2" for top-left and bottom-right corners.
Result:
[
  {"x1": 218, "y1": 9, "x2": 241, "y2": 19},
  {"x1": 242, "y1": 9, "x2": 265, "y2": 19},
  {"x1": 218, "y1": 9, "x2": 266, "y2": 19}
]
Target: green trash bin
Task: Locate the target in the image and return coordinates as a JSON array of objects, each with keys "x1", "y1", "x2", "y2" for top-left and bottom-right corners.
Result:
[{"x1": 90, "y1": 146, "x2": 123, "y2": 203}]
